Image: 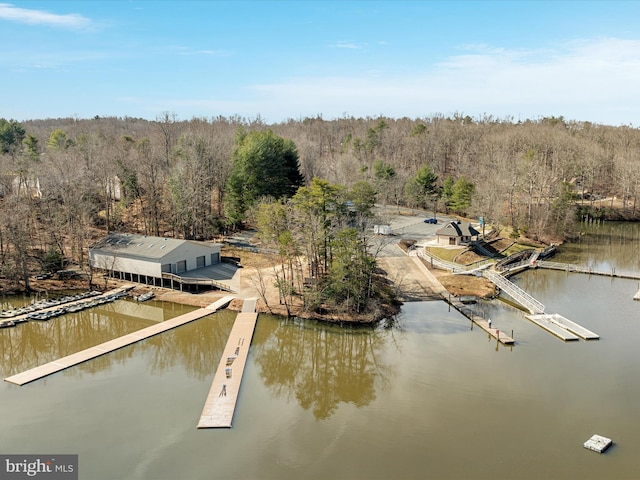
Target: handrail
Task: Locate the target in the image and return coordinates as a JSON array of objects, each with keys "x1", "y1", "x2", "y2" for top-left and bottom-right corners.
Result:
[
  {"x1": 482, "y1": 269, "x2": 545, "y2": 314},
  {"x1": 161, "y1": 272, "x2": 236, "y2": 293},
  {"x1": 414, "y1": 249, "x2": 494, "y2": 273}
]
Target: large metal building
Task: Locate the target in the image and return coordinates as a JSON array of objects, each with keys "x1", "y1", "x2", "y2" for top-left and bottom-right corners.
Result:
[{"x1": 89, "y1": 233, "x2": 229, "y2": 291}]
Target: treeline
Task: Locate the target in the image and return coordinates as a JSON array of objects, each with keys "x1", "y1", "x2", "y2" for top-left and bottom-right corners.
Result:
[{"x1": 1, "y1": 113, "x2": 639, "y2": 289}]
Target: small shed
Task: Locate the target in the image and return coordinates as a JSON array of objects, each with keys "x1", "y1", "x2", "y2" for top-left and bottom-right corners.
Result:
[
  {"x1": 89, "y1": 233, "x2": 223, "y2": 289},
  {"x1": 435, "y1": 221, "x2": 480, "y2": 246}
]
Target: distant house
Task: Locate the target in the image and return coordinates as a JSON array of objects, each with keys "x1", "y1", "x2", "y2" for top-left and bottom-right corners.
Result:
[
  {"x1": 435, "y1": 221, "x2": 480, "y2": 246},
  {"x1": 89, "y1": 233, "x2": 226, "y2": 291}
]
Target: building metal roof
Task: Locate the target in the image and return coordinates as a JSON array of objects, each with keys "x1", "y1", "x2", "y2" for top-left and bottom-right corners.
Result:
[
  {"x1": 435, "y1": 222, "x2": 480, "y2": 237},
  {"x1": 90, "y1": 233, "x2": 221, "y2": 261}
]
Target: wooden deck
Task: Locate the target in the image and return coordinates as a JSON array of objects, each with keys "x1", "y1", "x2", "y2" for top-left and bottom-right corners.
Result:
[
  {"x1": 197, "y1": 299, "x2": 258, "y2": 428},
  {"x1": 3, "y1": 297, "x2": 234, "y2": 386},
  {"x1": 455, "y1": 302, "x2": 516, "y2": 345}
]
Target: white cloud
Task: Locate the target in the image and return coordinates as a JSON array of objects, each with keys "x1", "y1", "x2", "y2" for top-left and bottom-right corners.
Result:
[
  {"x1": 330, "y1": 41, "x2": 365, "y2": 49},
  {"x1": 172, "y1": 46, "x2": 232, "y2": 57},
  {"x1": 0, "y1": 3, "x2": 91, "y2": 30},
  {"x1": 239, "y1": 37, "x2": 640, "y2": 125}
]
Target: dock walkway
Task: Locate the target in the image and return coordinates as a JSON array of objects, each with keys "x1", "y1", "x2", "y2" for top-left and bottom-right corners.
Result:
[
  {"x1": 410, "y1": 257, "x2": 514, "y2": 345},
  {"x1": 197, "y1": 298, "x2": 258, "y2": 428},
  {"x1": 4, "y1": 296, "x2": 235, "y2": 386},
  {"x1": 536, "y1": 261, "x2": 640, "y2": 280}
]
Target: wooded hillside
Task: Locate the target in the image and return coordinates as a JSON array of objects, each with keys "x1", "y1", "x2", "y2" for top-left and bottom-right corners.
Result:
[{"x1": 1, "y1": 113, "x2": 639, "y2": 289}]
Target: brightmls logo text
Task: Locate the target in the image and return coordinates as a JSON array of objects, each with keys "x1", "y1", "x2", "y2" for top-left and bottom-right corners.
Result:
[{"x1": 1, "y1": 455, "x2": 77, "y2": 480}]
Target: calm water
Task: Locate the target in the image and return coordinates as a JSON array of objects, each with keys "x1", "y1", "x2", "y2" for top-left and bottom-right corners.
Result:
[{"x1": 1, "y1": 223, "x2": 640, "y2": 480}]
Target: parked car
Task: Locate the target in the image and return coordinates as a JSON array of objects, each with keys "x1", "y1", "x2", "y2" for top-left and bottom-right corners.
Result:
[{"x1": 423, "y1": 218, "x2": 438, "y2": 224}]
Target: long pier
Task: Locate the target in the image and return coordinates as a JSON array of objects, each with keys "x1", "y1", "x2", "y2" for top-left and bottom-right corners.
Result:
[
  {"x1": 536, "y1": 261, "x2": 640, "y2": 280},
  {"x1": 4, "y1": 295, "x2": 235, "y2": 386},
  {"x1": 197, "y1": 298, "x2": 258, "y2": 428}
]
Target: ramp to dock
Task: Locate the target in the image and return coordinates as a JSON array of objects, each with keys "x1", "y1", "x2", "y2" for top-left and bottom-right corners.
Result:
[
  {"x1": 4, "y1": 297, "x2": 233, "y2": 386},
  {"x1": 197, "y1": 299, "x2": 258, "y2": 429}
]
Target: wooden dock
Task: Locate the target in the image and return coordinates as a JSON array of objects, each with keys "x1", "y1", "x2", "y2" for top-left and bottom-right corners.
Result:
[
  {"x1": 457, "y1": 303, "x2": 515, "y2": 345},
  {"x1": 197, "y1": 299, "x2": 258, "y2": 428},
  {"x1": 411, "y1": 256, "x2": 515, "y2": 345},
  {"x1": 3, "y1": 296, "x2": 234, "y2": 386}
]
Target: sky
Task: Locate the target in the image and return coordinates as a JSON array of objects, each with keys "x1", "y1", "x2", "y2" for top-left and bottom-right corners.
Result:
[{"x1": 1, "y1": 0, "x2": 640, "y2": 125}]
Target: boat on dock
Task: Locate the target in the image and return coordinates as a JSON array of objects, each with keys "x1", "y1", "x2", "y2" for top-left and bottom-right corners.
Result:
[{"x1": 135, "y1": 292, "x2": 155, "y2": 302}]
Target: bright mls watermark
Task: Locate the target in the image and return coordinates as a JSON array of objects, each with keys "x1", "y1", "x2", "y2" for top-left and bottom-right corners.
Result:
[{"x1": 0, "y1": 455, "x2": 77, "y2": 480}]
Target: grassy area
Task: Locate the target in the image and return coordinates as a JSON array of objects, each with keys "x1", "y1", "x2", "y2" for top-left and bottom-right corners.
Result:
[{"x1": 425, "y1": 246, "x2": 466, "y2": 263}]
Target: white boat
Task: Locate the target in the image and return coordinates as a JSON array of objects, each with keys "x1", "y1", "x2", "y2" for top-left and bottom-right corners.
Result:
[{"x1": 135, "y1": 292, "x2": 155, "y2": 302}]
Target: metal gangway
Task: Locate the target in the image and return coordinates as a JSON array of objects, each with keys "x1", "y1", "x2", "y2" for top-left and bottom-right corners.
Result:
[{"x1": 482, "y1": 269, "x2": 545, "y2": 314}]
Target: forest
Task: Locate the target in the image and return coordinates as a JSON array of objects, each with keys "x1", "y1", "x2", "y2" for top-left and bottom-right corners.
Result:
[{"x1": 1, "y1": 113, "x2": 639, "y2": 298}]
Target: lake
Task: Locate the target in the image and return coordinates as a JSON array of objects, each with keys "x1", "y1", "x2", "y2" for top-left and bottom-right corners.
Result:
[{"x1": 1, "y1": 222, "x2": 639, "y2": 479}]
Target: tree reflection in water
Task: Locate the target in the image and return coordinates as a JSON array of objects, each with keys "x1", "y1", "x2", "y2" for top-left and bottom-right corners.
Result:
[
  {"x1": 146, "y1": 310, "x2": 235, "y2": 380},
  {"x1": 252, "y1": 315, "x2": 396, "y2": 420},
  {"x1": 0, "y1": 300, "x2": 236, "y2": 381}
]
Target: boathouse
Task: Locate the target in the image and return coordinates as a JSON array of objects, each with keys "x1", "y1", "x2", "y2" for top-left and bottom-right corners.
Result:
[
  {"x1": 89, "y1": 233, "x2": 228, "y2": 291},
  {"x1": 435, "y1": 221, "x2": 480, "y2": 246}
]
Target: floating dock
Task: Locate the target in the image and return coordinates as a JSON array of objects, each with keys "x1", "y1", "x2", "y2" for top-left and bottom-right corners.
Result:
[
  {"x1": 526, "y1": 313, "x2": 598, "y2": 341},
  {"x1": 197, "y1": 299, "x2": 258, "y2": 428},
  {"x1": 4, "y1": 296, "x2": 235, "y2": 386},
  {"x1": 584, "y1": 434, "x2": 613, "y2": 453}
]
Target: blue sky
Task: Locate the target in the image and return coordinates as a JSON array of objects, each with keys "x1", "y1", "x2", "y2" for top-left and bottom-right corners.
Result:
[{"x1": 2, "y1": 1, "x2": 640, "y2": 125}]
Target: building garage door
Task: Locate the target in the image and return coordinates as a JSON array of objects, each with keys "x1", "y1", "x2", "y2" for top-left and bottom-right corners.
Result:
[
  {"x1": 196, "y1": 255, "x2": 205, "y2": 268},
  {"x1": 211, "y1": 252, "x2": 220, "y2": 264},
  {"x1": 177, "y1": 260, "x2": 187, "y2": 273}
]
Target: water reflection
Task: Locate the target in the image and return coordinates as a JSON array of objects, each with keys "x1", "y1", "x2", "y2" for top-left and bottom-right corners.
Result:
[
  {"x1": 563, "y1": 221, "x2": 640, "y2": 270},
  {"x1": 145, "y1": 311, "x2": 234, "y2": 380},
  {"x1": 252, "y1": 316, "x2": 395, "y2": 420},
  {"x1": 0, "y1": 299, "x2": 222, "y2": 379}
]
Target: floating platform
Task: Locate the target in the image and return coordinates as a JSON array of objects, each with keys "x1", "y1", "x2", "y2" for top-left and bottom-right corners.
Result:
[
  {"x1": 197, "y1": 299, "x2": 258, "y2": 428},
  {"x1": 3, "y1": 297, "x2": 233, "y2": 386},
  {"x1": 584, "y1": 434, "x2": 613, "y2": 453},
  {"x1": 525, "y1": 313, "x2": 599, "y2": 341}
]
